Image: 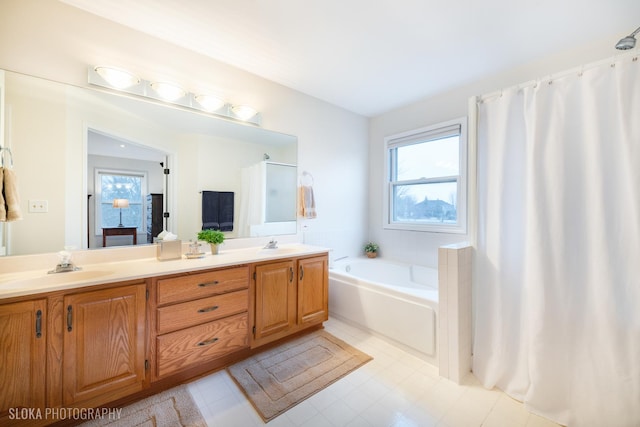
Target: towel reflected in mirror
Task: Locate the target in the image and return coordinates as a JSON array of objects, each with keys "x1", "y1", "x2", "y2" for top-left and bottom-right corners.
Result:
[{"x1": 0, "y1": 167, "x2": 23, "y2": 222}]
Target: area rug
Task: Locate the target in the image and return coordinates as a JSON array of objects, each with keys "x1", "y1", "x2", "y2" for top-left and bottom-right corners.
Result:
[
  {"x1": 227, "y1": 330, "x2": 372, "y2": 422},
  {"x1": 81, "y1": 385, "x2": 206, "y2": 427}
]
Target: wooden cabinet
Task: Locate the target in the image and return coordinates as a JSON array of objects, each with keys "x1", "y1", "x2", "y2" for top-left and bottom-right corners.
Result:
[
  {"x1": 62, "y1": 283, "x2": 147, "y2": 407},
  {"x1": 0, "y1": 250, "x2": 327, "y2": 425},
  {"x1": 297, "y1": 256, "x2": 329, "y2": 326},
  {"x1": 153, "y1": 266, "x2": 250, "y2": 380},
  {"x1": 0, "y1": 299, "x2": 47, "y2": 425},
  {"x1": 252, "y1": 255, "x2": 328, "y2": 347},
  {"x1": 253, "y1": 259, "x2": 296, "y2": 341}
]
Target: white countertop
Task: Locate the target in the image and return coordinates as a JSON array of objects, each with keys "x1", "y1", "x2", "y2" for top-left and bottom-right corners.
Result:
[{"x1": 0, "y1": 243, "x2": 328, "y2": 300}]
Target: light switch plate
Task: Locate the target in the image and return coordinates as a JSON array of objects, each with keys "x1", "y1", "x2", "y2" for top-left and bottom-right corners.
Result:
[{"x1": 28, "y1": 200, "x2": 48, "y2": 213}]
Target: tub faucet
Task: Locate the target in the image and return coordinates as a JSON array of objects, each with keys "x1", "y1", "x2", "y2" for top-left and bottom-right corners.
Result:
[{"x1": 263, "y1": 238, "x2": 278, "y2": 249}]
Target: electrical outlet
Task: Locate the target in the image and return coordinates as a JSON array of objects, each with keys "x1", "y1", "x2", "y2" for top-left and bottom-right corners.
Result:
[{"x1": 28, "y1": 200, "x2": 48, "y2": 213}]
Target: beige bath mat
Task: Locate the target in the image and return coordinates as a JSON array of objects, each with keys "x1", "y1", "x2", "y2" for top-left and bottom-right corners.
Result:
[
  {"x1": 81, "y1": 384, "x2": 205, "y2": 427},
  {"x1": 227, "y1": 330, "x2": 372, "y2": 422}
]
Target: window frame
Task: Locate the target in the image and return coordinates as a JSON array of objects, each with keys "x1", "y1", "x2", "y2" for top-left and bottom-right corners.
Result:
[
  {"x1": 94, "y1": 168, "x2": 148, "y2": 235},
  {"x1": 383, "y1": 117, "x2": 468, "y2": 234}
]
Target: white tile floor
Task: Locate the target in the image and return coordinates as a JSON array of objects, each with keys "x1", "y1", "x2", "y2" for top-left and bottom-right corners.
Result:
[{"x1": 188, "y1": 317, "x2": 561, "y2": 427}]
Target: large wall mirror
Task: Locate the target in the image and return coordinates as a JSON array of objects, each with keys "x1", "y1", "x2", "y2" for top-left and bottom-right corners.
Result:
[{"x1": 0, "y1": 69, "x2": 298, "y2": 256}]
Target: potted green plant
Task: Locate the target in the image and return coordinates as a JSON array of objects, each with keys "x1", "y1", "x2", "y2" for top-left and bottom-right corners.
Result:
[
  {"x1": 197, "y1": 229, "x2": 225, "y2": 255},
  {"x1": 364, "y1": 242, "x2": 379, "y2": 258}
]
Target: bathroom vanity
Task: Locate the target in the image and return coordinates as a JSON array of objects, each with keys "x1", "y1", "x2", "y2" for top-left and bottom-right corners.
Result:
[{"x1": 0, "y1": 244, "x2": 328, "y2": 426}]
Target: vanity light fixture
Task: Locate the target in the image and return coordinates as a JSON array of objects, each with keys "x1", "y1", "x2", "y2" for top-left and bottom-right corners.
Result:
[
  {"x1": 194, "y1": 94, "x2": 226, "y2": 112},
  {"x1": 150, "y1": 81, "x2": 186, "y2": 101},
  {"x1": 88, "y1": 65, "x2": 261, "y2": 125},
  {"x1": 231, "y1": 105, "x2": 258, "y2": 121},
  {"x1": 94, "y1": 66, "x2": 140, "y2": 90}
]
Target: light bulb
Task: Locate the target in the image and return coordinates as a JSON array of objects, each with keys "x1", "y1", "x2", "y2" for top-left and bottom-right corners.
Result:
[
  {"x1": 195, "y1": 94, "x2": 226, "y2": 112},
  {"x1": 95, "y1": 66, "x2": 140, "y2": 89},
  {"x1": 150, "y1": 81, "x2": 186, "y2": 101},
  {"x1": 231, "y1": 105, "x2": 258, "y2": 121}
]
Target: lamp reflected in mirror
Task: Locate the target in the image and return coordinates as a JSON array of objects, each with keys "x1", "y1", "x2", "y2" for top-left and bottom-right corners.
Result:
[{"x1": 112, "y1": 198, "x2": 130, "y2": 227}]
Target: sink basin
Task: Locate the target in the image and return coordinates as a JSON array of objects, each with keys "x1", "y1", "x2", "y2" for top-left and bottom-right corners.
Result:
[
  {"x1": 257, "y1": 246, "x2": 301, "y2": 255},
  {"x1": 0, "y1": 270, "x2": 113, "y2": 290}
]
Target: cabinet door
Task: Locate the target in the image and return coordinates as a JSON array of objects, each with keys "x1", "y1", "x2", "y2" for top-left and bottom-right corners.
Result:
[
  {"x1": 63, "y1": 283, "x2": 146, "y2": 407},
  {"x1": 297, "y1": 256, "x2": 328, "y2": 325},
  {"x1": 0, "y1": 299, "x2": 46, "y2": 423},
  {"x1": 254, "y1": 260, "x2": 296, "y2": 340}
]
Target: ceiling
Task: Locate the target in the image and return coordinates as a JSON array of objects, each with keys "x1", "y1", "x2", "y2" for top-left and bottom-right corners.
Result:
[{"x1": 59, "y1": 0, "x2": 640, "y2": 117}]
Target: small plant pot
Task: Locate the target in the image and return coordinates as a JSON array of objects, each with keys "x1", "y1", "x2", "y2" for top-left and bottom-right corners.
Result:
[
  {"x1": 366, "y1": 252, "x2": 377, "y2": 258},
  {"x1": 210, "y1": 243, "x2": 220, "y2": 255}
]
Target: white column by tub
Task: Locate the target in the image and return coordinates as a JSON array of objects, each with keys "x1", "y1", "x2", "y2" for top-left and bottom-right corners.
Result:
[{"x1": 438, "y1": 243, "x2": 472, "y2": 383}]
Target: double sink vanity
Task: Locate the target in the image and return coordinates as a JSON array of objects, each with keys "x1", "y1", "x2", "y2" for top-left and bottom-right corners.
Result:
[{"x1": 0, "y1": 243, "x2": 329, "y2": 426}]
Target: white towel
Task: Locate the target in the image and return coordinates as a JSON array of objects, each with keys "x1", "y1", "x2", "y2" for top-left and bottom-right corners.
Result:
[
  {"x1": 2, "y1": 167, "x2": 23, "y2": 222},
  {"x1": 299, "y1": 185, "x2": 317, "y2": 219}
]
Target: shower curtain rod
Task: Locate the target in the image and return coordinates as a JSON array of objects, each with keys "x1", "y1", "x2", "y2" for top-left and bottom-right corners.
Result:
[
  {"x1": 262, "y1": 160, "x2": 295, "y2": 167},
  {"x1": 477, "y1": 48, "x2": 639, "y2": 103}
]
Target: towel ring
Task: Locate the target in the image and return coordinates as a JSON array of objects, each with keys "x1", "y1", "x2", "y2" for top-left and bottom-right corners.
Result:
[
  {"x1": 301, "y1": 171, "x2": 314, "y2": 186},
  {"x1": 0, "y1": 147, "x2": 14, "y2": 168}
]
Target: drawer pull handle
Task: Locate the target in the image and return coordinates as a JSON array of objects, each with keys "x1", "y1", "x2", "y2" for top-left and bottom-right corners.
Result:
[
  {"x1": 197, "y1": 305, "x2": 219, "y2": 313},
  {"x1": 198, "y1": 280, "x2": 219, "y2": 287},
  {"x1": 197, "y1": 337, "x2": 219, "y2": 346},
  {"x1": 35, "y1": 309, "x2": 42, "y2": 338},
  {"x1": 66, "y1": 305, "x2": 73, "y2": 332}
]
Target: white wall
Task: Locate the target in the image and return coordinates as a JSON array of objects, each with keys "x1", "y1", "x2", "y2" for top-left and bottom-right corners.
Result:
[
  {"x1": 0, "y1": 0, "x2": 369, "y2": 258},
  {"x1": 369, "y1": 35, "x2": 631, "y2": 267}
]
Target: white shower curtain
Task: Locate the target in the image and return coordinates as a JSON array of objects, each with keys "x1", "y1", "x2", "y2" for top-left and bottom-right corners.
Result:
[
  {"x1": 474, "y1": 54, "x2": 640, "y2": 427},
  {"x1": 238, "y1": 162, "x2": 265, "y2": 237}
]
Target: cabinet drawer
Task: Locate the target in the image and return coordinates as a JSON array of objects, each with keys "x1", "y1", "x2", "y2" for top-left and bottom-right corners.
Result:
[
  {"x1": 156, "y1": 313, "x2": 249, "y2": 378},
  {"x1": 157, "y1": 289, "x2": 248, "y2": 334},
  {"x1": 157, "y1": 266, "x2": 249, "y2": 305}
]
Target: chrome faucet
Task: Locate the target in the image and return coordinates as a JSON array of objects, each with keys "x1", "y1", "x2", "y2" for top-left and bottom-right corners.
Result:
[
  {"x1": 48, "y1": 250, "x2": 81, "y2": 274},
  {"x1": 48, "y1": 262, "x2": 81, "y2": 274},
  {"x1": 263, "y1": 238, "x2": 278, "y2": 249}
]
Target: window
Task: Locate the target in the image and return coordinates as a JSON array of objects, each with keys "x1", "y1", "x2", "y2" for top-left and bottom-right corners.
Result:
[
  {"x1": 95, "y1": 169, "x2": 147, "y2": 233},
  {"x1": 384, "y1": 118, "x2": 467, "y2": 233}
]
